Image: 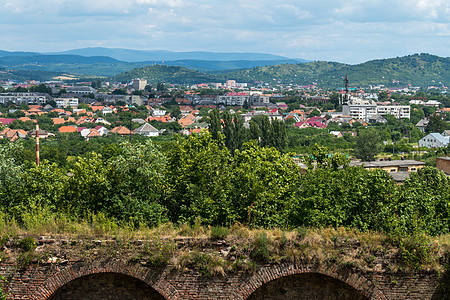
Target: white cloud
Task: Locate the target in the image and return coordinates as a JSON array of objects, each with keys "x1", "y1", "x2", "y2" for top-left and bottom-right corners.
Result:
[{"x1": 0, "y1": 0, "x2": 449, "y2": 63}]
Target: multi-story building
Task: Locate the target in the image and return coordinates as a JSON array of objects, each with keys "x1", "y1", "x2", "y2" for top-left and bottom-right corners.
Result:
[
  {"x1": 342, "y1": 98, "x2": 377, "y2": 121},
  {"x1": 132, "y1": 78, "x2": 147, "y2": 91},
  {"x1": 54, "y1": 97, "x2": 79, "y2": 108},
  {"x1": 342, "y1": 97, "x2": 410, "y2": 121},
  {"x1": 66, "y1": 86, "x2": 97, "y2": 95},
  {"x1": 217, "y1": 92, "x2": 251, "y2": 106},
  {"x1": 0, "y1": 92, "x2": 51, "y2": 105},
  {"x1": 376, "y1": 104, "x2": 410, "y2": 119}
]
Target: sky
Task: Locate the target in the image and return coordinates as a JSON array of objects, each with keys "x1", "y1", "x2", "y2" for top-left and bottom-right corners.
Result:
[{"x1": 0, "y1": 0, "x2": 449, "y2": 64}]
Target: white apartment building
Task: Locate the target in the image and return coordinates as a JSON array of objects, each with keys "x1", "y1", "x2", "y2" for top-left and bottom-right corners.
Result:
[
  {"x1": 217, "y1": 93, "x2": 251, "y2": 106},
  {"x1": 54, "y1": 97, "x2": 79, "y2": 108},
  {"x1": 0, "y1": 93, "x2": 50, "y2": 105},
  {"x1": 342, "y1": 97, "x2": 410, "y2": 121}
]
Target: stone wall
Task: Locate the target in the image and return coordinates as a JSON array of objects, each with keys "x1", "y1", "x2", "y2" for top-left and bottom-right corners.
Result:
[{"x1": 1, "y1": 259, "x2": 447, "y2": 300}]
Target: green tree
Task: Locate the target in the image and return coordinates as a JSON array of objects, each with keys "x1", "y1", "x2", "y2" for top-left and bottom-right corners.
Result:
[
  {"x1": 112, "y1": 88, "x2": 127, "y2": 95},
  {"x1": 230, "y1": 141, "x2": 301, "y2": 227},
  {"x1": 91, "y1": 79, "x2": 102, "y2": 89},
  {"x1": 165, "y1": 132, "x2": 232, "y2": 225},
  {"x1": 207, "y1": 109, "x2": 222, "y2": 140},
  {"x1": 29, "y1": 84, "x2": 52, "y2": 95},
  {"x1": 391, "y1": 131, "x2": 402, "y2": 154},
  {"x1": 107, "y1": 141, "x2": 168, "y2": 226},
  {"x1": 354, "y1": 128, "x2": 382, "y2": 161},
  {"x1": 391, "y1": 167, "x2": 450, "y2": 235},
  {"x1": 287, "y1": 166, "x2": 395, "y2": 231},
  {"x1": 426, "y1": 115, "x2": 447, "y2": 133}
]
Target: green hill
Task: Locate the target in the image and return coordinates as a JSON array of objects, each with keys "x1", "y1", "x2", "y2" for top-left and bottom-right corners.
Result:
[
  {"x1": 224, "y1": 53, "x2": 450, "y2": 87},
  {"x1": 110, "y1": 65, "x2": 225, "y2": 84}
]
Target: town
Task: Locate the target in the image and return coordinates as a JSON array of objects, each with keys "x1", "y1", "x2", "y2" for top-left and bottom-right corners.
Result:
[{"x1": 0, "y1": 76, "x2": 449, "y2": 182}]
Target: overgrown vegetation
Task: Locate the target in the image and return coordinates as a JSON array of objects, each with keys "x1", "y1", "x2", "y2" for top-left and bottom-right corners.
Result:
[{"x1": 0, "y1": 132, "x2": 448, "y2": 236}]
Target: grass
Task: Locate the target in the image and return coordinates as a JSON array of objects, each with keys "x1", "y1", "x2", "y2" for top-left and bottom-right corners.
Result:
[{"x1": 0, "y1": 212, "x2": 449, "y2": 276}]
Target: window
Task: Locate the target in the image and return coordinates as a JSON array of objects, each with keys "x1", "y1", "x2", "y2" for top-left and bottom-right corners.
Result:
[
  {"x1": 411, "y1": 168, "x2": 416, "y2": 171},
  {"x1": 390, "y1": 168, "x2": 396, "y2": 173}
]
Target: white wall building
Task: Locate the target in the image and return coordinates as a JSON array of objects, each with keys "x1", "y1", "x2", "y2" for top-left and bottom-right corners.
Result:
[
  {"x1": 54, "y1": 97, "x2": 79, "y2": 108},
  {"x1": 342, "y1": 97, "x2": 410, "y2": 121},
  {"x1": 419, "y1": 133, "x2": 450, "y2": 148}
]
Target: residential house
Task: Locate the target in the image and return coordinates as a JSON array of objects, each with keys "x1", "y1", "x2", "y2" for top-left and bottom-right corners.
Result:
[
  {"x1": 295, "y1": 116, "x2": 327, "y2": 128},
  {"x1": 133, "y1": 123, "x2": 159, "y2": 137},
  {"x1": 80, "y1": 128, "x2": 100, "y2": 140},
  {"x1": 436, "y1": 157, "x2": 450, "y2": 175},
  {"x1": 152, "y1": 108, "x2": 166, "y2": 117},
  {"x1": 28, "y1": 129, "x2": 53, "y2": 139},
  {"x1": 52, "y1": 118, "x2": 66, "y2": 125},
  {"x1": 329, "y1": 131, "x2": 343, "y2": 138},
  {"x1": 415, "y1": 118, "x2": 429, "y2": 133},
  {"x1": 93, "y1": 117, "x2": 111, "y2": 126},
  {"x1": 367, "y1": 114, "x2": 388, "y2": 124},
  {"x1": 442, "y1": 130, "x2": 450, "y2": 137},
  {"x1": 109, "y1": 126, "x2": 131, "y2": 135},
  {"x1": 178, "y1": 114, "x2": 196, "y2": 128},
  {"x1": 18, "y1": 117, "x2": 36, "y2": 123},
  {"x1": 418, "y1": 133, "x2": 450, "y2": 148},
  {"x1": 0, "y1": 118, "x2": 15, "y2": 125},
  {"x1": 101, "y1": 107, "x2": 114, "y2": 115},
  {"x1": 94, "y1": 126, "x2": 109, "y2": 136},
  {"x1": 180, "y1": 106, "x2": 194, "y2": 115},
  {"x1": 349, "y1": 159, "x2": 426, "y2": 183},
  {"x1": 0, "y1": 128, "x2": 27, "y2": 141},
  {"x1": 131, "y1": 118, "x2": 147, "y2": 124},
  {"x1": 58, "y1": 126, "x2": 78, "y2": 134}
]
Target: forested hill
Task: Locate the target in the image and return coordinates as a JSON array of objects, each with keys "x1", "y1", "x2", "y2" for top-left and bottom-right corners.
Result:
[
  {"x1": 110, "y1": 65, "x2": 225, "y2": 84},
  {"x1": 225, "y1": 53, "x2": 450, "y2": 87},
  {"x1": 110, "y1": 53, "x2": 450, "y2": 87}
]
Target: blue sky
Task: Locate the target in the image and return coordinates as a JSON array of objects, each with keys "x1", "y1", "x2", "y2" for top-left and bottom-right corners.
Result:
[{"x1": 0, "y1": 0, "x2": 449, "y2": 64}]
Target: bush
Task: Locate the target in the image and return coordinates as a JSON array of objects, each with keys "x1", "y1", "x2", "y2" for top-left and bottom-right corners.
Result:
[{"x1": 18, "y1": 237, "x2": 36, "y2": 252}]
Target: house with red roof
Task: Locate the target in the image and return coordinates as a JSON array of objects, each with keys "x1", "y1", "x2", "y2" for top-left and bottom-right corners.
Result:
[{"x1": 0, "y1": 118, "x2": 15, "y2": 125}]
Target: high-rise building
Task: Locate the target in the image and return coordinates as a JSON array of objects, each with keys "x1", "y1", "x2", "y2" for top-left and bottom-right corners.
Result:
[{"x1": 132, "y1": 78, "x2": 147, "y2": 91}]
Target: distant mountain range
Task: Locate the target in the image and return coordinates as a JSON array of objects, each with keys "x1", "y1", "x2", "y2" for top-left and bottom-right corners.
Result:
[
  {"x1": 49, "y1": 47, "x2": 306, "y2": 63},
  {"x1": 0, "y1": 48, "x2": 305, "y2": 76},
  {"x1": 0, "y1": 49, "x2": 449, "y2": 88}
]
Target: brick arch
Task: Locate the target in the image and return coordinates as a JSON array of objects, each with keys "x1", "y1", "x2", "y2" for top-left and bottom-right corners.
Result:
[
  {"x1": 28, "y1": 259, "x2": 179, "y2": 300},
  {"x1": 237, "y1": 263, "x2": 388, "y2": 300}
]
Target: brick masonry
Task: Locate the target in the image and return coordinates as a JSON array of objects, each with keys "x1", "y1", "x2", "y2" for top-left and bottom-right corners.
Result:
[{"x1": 1, "y1": 258, "x2": 448, "y2": 299}]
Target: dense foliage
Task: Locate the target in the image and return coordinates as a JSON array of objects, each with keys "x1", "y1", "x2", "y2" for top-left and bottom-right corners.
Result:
[{"x1": 0, "y1": 132, "x2": 448, "y2": 237}]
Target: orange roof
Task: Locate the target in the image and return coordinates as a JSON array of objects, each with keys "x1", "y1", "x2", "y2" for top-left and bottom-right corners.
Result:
[
  {"x1": 86, "y1": 129, "x2": 100, "y2": 137},
  {"x1": 290, "y1": 110, "x2": 305, "y2": 115},
  {"x1": 110, "y1": 126, "x2": 131, "y2": 135},
  {"x1": 52, "y1": 118, "x2": 66, "y2": 125},
  {"x1": 178, "y1": 114, "x2": 195, "y2": 127},
  {"x1": 148, "y1": 116, "x2": 170, "y2": 123},
  {"x1": 18, "y1": 117, "x2": 36, "y2": 123},
  {"x1": 27, "y1": 108, "x2": 42, "y2": 113},
  {"x1": 67, "y1": 117, "x2": 76, "y2": 123},
  {"x1": 76, "y1": 109, "x2": 87, "y2": 115},
  {"x1": 58, "y1": 126, "x2": 77, "y2": 133},
  {"x1": 90, "y1": 105, "x2": 104, "y2": 111}
]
